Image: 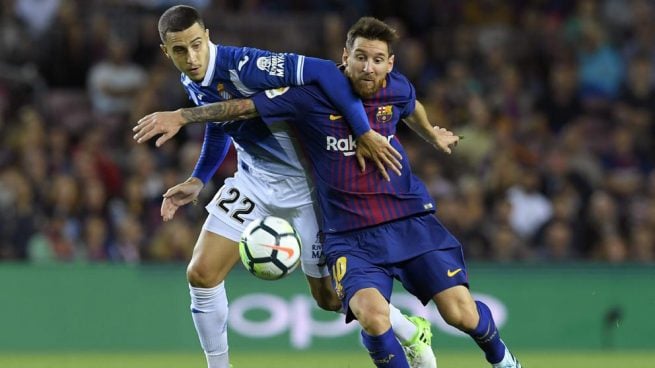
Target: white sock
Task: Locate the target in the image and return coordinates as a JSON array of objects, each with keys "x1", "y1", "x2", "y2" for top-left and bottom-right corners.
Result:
[
  {"x1": 190, "y1": 282, "x2": 230, "y2": 368},
  {"x1": 389, "y1": 303, "x2": 417, "y2": 343}
]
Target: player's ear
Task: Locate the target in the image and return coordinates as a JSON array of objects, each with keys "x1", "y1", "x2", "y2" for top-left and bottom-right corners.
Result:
[
  {"x1": 342, "y1": 47, "x2": 348, "y2": 66},
  {"x1": 387, "y1": 54, "x2": 395, "y2": 73},
  {"x1": 205, "y1": 28, "x2": 210, "y2": 40},
  {"x1": 160, "y1": 44, "x2": 170, "y2": 59}
]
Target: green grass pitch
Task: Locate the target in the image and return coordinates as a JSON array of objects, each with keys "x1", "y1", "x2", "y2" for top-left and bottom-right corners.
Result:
[{"x1": 1, "y1": 351, "x2": 653, "y2": 368}]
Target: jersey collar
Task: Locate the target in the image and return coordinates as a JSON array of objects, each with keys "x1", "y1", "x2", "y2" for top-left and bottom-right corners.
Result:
[{"x1": 200, "y1": 41, "x2": 217, "y2": 87}]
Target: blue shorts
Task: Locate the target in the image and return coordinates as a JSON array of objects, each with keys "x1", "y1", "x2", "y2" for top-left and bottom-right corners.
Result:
[{"x1": 324, "y1": 214, "x2": 468, "y2": 322}]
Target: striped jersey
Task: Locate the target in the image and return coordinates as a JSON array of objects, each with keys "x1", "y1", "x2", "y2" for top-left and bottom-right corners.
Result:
[
  {"x1": 182, "y1": 42, "x2": 308, "y2": 177},
  {"x1": 252, "y1": 70, "x2": 436, "y2": 233}
]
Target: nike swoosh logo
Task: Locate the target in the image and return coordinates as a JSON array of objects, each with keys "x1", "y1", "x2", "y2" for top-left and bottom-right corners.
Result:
[
  {"x1": 329, "y1": 114, "x2": 343, "y2": 121},
  {"x1": 261, "y1": 243, "x2": 295, "y2": 259},
  {"x1": 238, "y1": 55, "x2": 250, "y2": 71},
  {"x1": 447, "y1": 268, "x2": 462, "y2": 277}
]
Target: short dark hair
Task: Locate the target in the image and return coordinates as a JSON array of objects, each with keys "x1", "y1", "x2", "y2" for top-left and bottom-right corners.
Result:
[
  {"x1": 158, "y1": 5, "x2": 205, "y2": 43},
  {"x1": 345, "y1": 17, "x2": 398, "y2": 55}
]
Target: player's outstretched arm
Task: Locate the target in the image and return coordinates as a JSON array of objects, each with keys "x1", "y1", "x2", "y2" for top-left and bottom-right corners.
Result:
[
  {"x1": 133, "y1": 110, "x2": 187, "y2": 146},
  {"x1": 180, "y1": 99, "x2": 259, "y2": 123},
  {"x1": 403, "y1": 100, "x2": 459, "y2": 154},
  {"x1": 133, "y1": 100, "x2": 258, "y2": 146}
]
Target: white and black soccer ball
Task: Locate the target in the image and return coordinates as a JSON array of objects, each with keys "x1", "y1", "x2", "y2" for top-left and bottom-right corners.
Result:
[{"x1": 238, "y1": 216, "x2": 302, "y2": 280}]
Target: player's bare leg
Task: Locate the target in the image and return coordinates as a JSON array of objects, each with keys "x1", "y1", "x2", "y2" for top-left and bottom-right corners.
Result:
[
  {"x1": 188, "y1": 230, "x2": 241, "y2": 287},
  {"x1": 433, "y1": 285, "x2": 521, "y2": 368},
  {"x1": 432, "y1": 285, "x2": 479, "y2": 331},
  {"x1": 305, "y1": 275, "x2": 435, "y2": 367},
  {"x1": 349, "y1": 288, "x2": 410, "y2": 368},
  {"x1": 187, "y1": 229, "x2": 241, "y2": 368},
  {"x1": 305, "y1": 275, "x2": 342, "y2": 311}
]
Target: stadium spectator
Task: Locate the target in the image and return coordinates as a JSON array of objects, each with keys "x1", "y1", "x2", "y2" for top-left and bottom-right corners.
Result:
[
  {"x1": 113, "y1": 213, "x2": 143, "y2": 263},
  {"x1": 576, "y1": 19, "x2": 625, "y2": 101},
  {"x1": 455, "y1": 95, "x2": 495, "y2": 171},
  {"x1": 0, "y1": 168, "x2": 38, "y2": 259},
  {"x1": 538, "y1": 220, "x2": 576, "y2": 261},
  {"x1": 36, "y1": 0, "x2": 89, "y2": 88},
  {"x1": 80, "y1": 215, "x2": 110, "y2": 262},
  {"x1": 629, "y1": 224, "x2": 654, "y2": 263},
  {"x1": 506, "y1": 167, "x2": 553, "y2": 240},
  {"x1": 535, "y1": 59, "x2": 583, "y2": 134},
  {"x1": 87, "y1": 37, "x2": 147, "y2": 117},
  {"x1": 14, "y1": 0, "x2": 61, "y2": 39}
]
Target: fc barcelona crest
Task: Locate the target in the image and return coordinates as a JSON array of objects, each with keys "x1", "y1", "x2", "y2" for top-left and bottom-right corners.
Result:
[{"x1": 376, "y1": 105, "x2": 393, "y2": 123}]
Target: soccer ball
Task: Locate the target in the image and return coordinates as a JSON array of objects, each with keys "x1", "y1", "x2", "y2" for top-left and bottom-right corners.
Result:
[{"x1": 239, "y1": 216, "x2": 302, "y2": 280}]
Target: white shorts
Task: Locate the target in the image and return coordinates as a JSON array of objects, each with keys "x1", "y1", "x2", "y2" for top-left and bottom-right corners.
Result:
[{"x1": 202, "y1": 161, "x2": 329, "y2": 278}]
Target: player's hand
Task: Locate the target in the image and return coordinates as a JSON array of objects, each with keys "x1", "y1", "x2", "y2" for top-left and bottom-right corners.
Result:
[
  {"x1": 430, "y1": 127, "x2": 460, "y2": 154},
  {"x1": 355, "y1": 130, "x2": 402, "y2": 182},
  {"x1": 160, "y1": 177, "x2": 204, "y2": 221},
  {"x1": 133, "y1": 109, "x2": 185, "y2": 147}
]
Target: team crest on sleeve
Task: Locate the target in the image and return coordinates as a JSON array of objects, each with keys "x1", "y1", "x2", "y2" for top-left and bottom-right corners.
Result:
[
  {"x1": 265, "y1": 87, "x2": 290, "y2": 98},
  {"x1": 256, "y1": 54, "x2": 286, "y2": 77},
  {"x1": 376, "y1": 105, "x2": 393, "y2": 123}
]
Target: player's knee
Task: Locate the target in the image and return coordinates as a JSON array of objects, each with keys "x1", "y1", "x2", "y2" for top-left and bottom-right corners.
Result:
[
  {"x1": 355, "y1": 308, "x2": 390, "y2": 335},
  {"x1": 351, "y1": 299, "x2": 390, "y2": 335},
  {"x1": 440, "y1": 298, "x2": 478, "y2": 331},
  {"x1": 187, "y1": 262, "x2": 222, "y2": 288}
]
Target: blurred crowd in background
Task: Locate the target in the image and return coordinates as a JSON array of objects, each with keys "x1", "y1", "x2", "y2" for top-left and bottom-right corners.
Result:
[{"x1": 0, "y1": 0, "x2": 654, "y2": 264}]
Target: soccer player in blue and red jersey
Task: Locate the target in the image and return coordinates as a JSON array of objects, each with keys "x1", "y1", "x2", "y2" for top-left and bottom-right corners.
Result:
[
  {"x1": 138, "y1": 16, "x2": 523, "y2": 368},
  {"x1": 133, "y1": 6, "x2": 434, "y2": 368}
]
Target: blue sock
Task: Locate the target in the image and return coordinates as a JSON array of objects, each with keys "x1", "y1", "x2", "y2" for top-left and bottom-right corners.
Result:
[
  {"x1": 360, "y1": 327, "x2": 410, "y2": 368},
  {"x1": 469, "y1": 301, "x2": 506, "y2": 364}
]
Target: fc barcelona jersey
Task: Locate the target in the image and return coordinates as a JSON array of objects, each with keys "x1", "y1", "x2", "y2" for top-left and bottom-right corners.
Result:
[{"x1": 253, "y1": 70, "x2": 436, "y2": 233}]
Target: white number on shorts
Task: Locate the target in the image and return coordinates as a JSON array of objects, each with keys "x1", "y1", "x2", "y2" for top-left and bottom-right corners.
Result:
[{"x1": 217, "y1": 188, "x2": 255, "y2": 224}]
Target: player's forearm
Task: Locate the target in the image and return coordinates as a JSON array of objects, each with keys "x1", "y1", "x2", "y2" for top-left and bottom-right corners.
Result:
[
  {"x1": 180, "y1": 99, "x2": 260, "y2": 124},
  {"x1": 191, "y1": 123, "x2": 232, "y2": 184},
  {"x1": 403, "y1": 100, "x2": 437, "y2": 142}
]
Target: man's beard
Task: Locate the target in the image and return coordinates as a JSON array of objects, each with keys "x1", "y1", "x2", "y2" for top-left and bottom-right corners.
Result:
[
  {"x1": 345, "y1": 68, "x2": 383, "y2": 98},
  {"x1": 352, "y1": 78, "x2": 383, "y2": 99}
]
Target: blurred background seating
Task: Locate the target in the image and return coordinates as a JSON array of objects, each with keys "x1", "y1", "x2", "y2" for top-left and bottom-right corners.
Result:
[{"x1": 0, "y1": 0, "x2": 653, "y2": 264}]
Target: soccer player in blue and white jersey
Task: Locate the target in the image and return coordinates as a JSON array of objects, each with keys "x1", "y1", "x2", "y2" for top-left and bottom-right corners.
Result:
[
  {"x1": 138, "y1": 16, "x2": 523, "y2": 368},
  {"x1": 133, "y1": 6, "x2": 434, "y2": 368}
]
